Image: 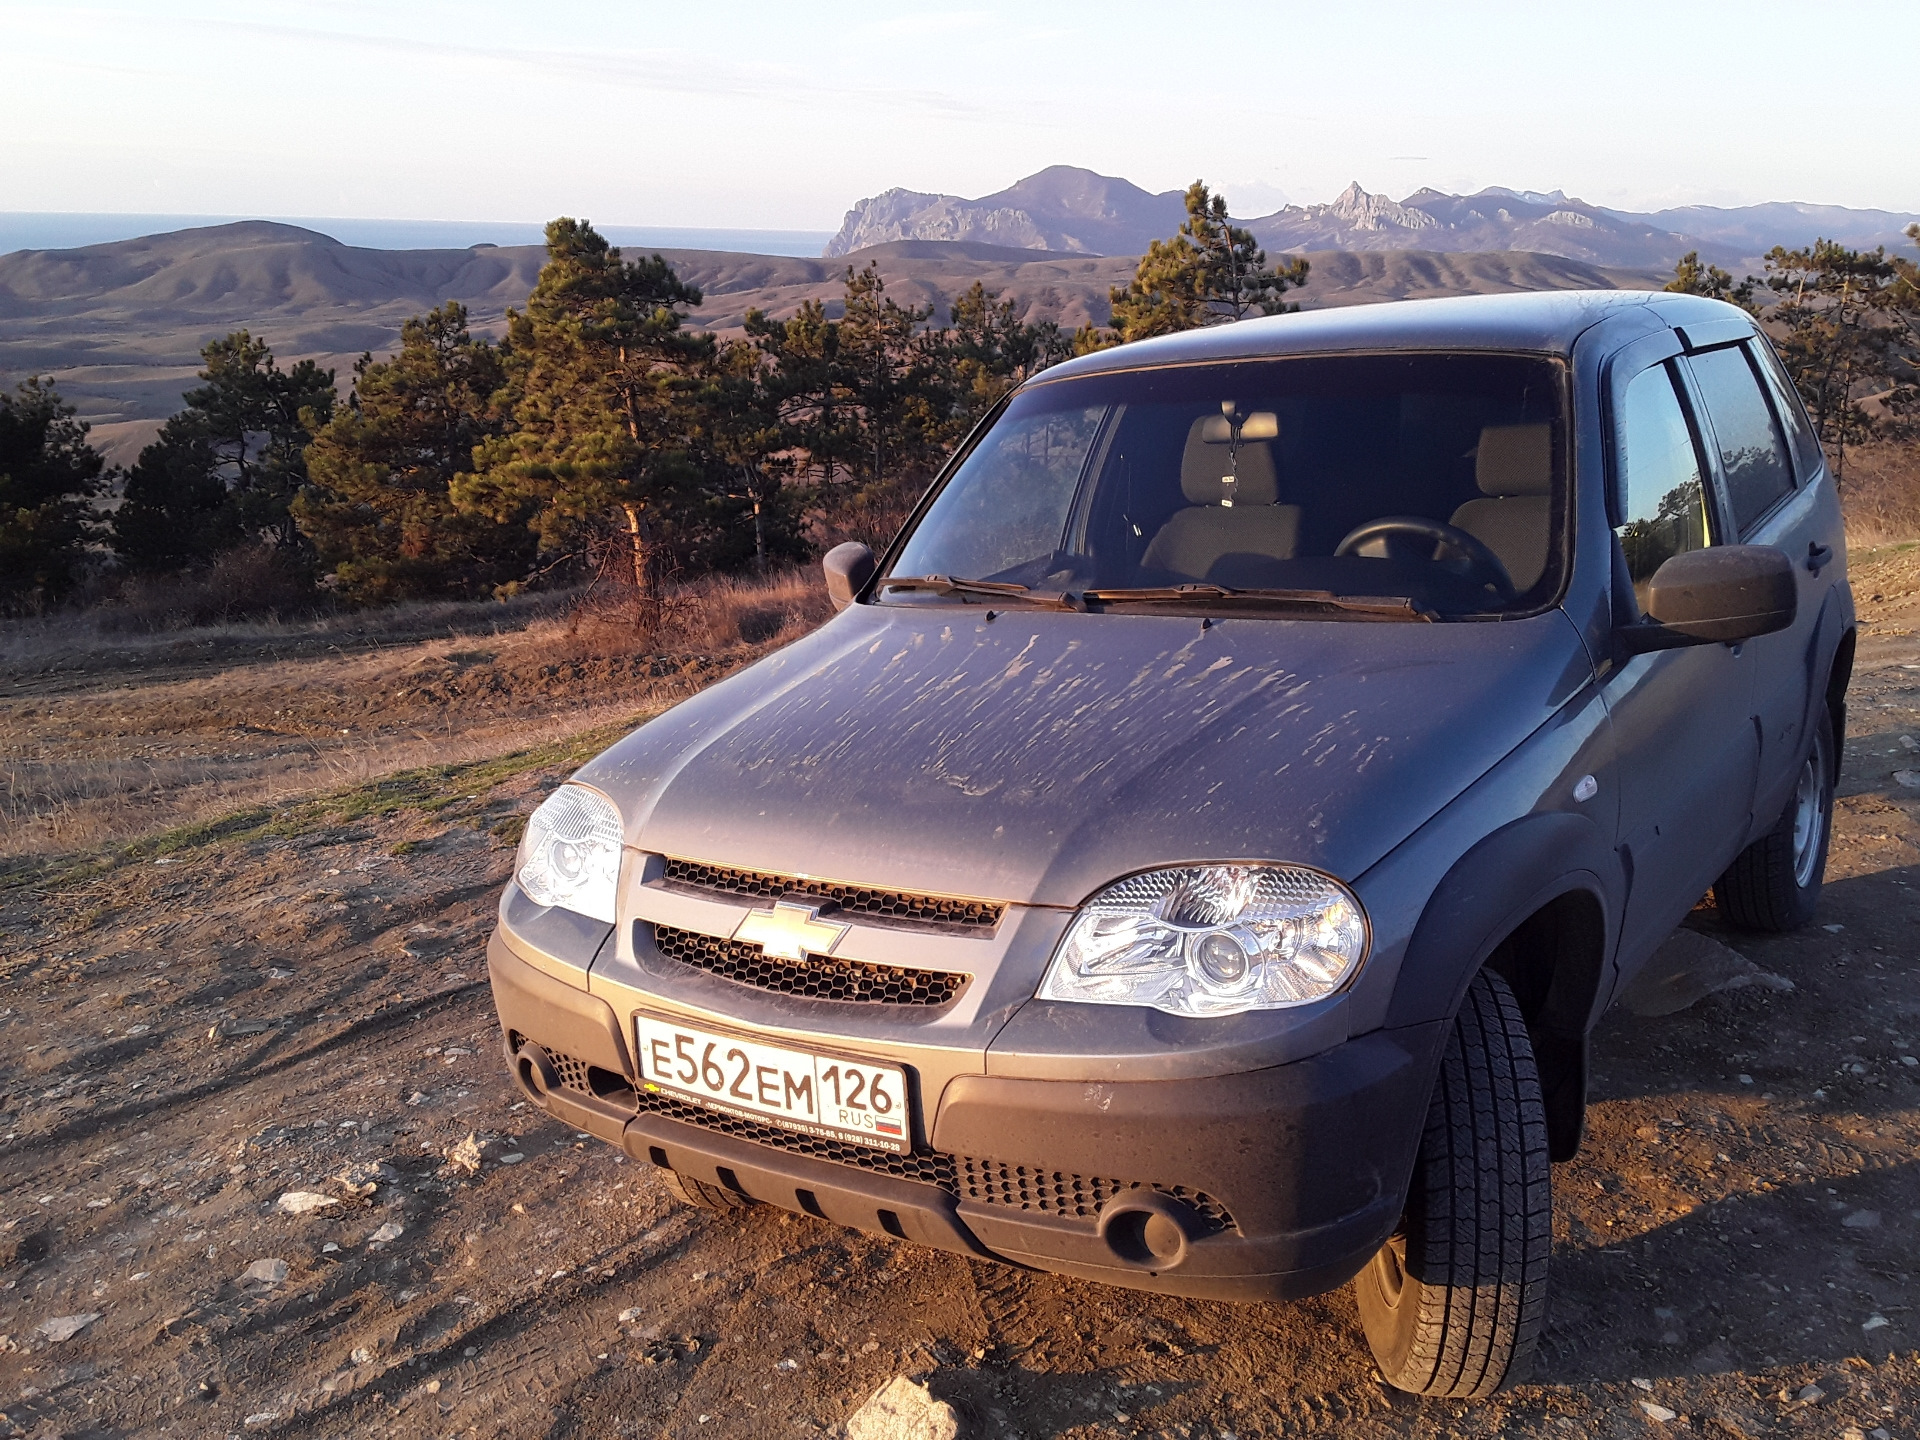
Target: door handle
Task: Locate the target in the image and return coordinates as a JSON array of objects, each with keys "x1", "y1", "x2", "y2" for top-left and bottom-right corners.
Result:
[{"x1": 1805, "y1": 542, "x2": 1833, "y2": 573}]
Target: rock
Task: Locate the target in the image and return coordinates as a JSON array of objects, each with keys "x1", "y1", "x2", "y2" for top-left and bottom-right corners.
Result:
[
  {"x1": 1862, "y1": 1313, "x2": 1890, "y2": 1331},
  {"x1": 499, "y1": 1153, "x2": 525, "y2": 1165},
  {"x1": 368, "y1": 1222, "x2": 404, "y2": 1245},
  {"x1": 446, "y1": 1133, "x2": 485, "y2": 1176},
  {"x1": 846, "y1": 1376, "x2": 961, "y2": 1440},
  {"x1": 238, "y1": 1258, "x2": 289, "y2": 1286},
  {"x1": 618, "y1": 1307, "x2": 646, "y2": 1322},
  {"x1": 1894, "y1": 770, "x2": 1920, "y2": 790},
  {"x1": 1842, "y1": 1209, "x2": 1881, "y2": 1229},
  {"x1": 1796, "y1": 1383, "x2": 1825, "y2": 1403},
  {"x1": 1638, "y1": 1401, "x2": 1678, "y2": 1422},
  {"x1": 1621, "y1": 930, "x2": 1794, "y2": 1017},
  {"x1": 209, "y1": 1019, "x2": 271, "y2": 1040},
  {"x1": 335, "y1": 1161, "x2": 397, "y2": 1197},
  {"x1": 351, "y1": 1345, "x2": 373, "y2": 1364},
  {"x1": 243, "y1": 1412, "x2": 280, "y2": 1428},
  {"x1": 38, "y1": 1313, "x2": 101, "y2": 1342},
  {"x1": 276, "y1": 1191, "x2": 340, "y2": 1215}
]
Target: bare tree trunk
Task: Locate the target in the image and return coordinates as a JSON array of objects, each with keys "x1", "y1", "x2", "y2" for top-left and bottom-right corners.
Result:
[{"x1": 621, "y1": 502, "x2": 648, "y2": 595}]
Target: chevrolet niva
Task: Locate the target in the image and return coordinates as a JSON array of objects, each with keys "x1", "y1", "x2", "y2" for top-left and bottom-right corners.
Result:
[{"x1": 488, "y1": 290, "x2": 1852, "y2": 1398}]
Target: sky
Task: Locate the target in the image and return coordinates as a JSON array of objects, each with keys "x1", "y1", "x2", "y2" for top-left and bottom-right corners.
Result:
[{"x1": 5, "y1": 0, "x2": 1917, "y2": 232}]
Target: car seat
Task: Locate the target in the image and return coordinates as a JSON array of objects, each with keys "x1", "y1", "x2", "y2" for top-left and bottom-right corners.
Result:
[
  {"x1": 1449, "y1": 423, "x2": 1552, "y2": 592},
  {"x1": 1141, "y1": 415, "x2": 1301, "y2": 581}
]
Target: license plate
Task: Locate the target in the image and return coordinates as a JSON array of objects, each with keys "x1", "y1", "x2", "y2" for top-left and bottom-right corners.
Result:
[{"x1": 634, "y1": 1015, "x2": 912, "y2": 1154}]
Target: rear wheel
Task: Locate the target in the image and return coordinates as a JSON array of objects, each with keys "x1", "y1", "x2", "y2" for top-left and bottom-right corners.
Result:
[
  {"x1": 658, "y1": 1168, "x2": 754, "y2": 1212},
  {"x1": 1713, "y1": 707, "x2": 1834, "y2": 932},
  {"x1": 1354, "y1": 969, "x2": 1551, "y2": 1399}
]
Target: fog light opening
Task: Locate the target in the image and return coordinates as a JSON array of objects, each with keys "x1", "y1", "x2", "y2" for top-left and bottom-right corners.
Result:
[
  {"x1": 514, "y1": 1042, "x2": 559, "y2": 1101},
  {"x1": 1096, "y1": 1189, "x2": 1198, "y2": 1268}
]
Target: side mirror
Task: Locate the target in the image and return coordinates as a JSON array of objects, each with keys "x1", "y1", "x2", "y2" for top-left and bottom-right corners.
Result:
[
  {"x1": 822, "y1": 542, "x2": 876, "y2": 611},
  {"x1": 1616, "y1": 544, "x2": 1796, "y2": 655}
]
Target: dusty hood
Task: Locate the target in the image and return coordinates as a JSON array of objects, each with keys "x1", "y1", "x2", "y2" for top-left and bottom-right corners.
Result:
[{"x1": 575, "y1": 603, "x2": 1594, "y2": 908}]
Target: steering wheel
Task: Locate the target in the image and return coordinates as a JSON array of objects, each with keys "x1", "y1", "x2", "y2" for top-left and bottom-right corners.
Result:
[{"x1": 1333, "y1": 516, "x2": 1517, "y2": 603}]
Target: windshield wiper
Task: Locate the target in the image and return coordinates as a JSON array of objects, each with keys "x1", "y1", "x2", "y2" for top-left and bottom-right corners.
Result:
[
  {"x1": 877, "y1": 575, "x2": 1082, "y2": 610},
  {"x1": 1081, "y1": 584, "x2": 1433, "y2": 621}
]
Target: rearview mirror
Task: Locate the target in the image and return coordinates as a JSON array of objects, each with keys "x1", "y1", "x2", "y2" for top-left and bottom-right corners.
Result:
[
  {"x1": 823, "y1": 542, "x2": 876, "y2": 611},
  {"x1": 1616, "y1": 544, "x2": 1796, "y2": 655}
]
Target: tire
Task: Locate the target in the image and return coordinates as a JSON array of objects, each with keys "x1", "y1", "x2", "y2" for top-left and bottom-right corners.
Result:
[
  {"x1": 1354, "y1": 969, "x2": 1551, "y2": 1399},
  {"x1": 658, "y1": 1168, "x2": 754, "y2": 1212},
  {"x1": 1714, "y1": 705, "x2": 1834, "y2": 932}
]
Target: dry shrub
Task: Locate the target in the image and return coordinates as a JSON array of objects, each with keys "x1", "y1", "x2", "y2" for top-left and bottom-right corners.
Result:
[
  {"x1": 662, "y1": 567, "x2": 836, "y2": 651},
  {"x1": 557, "y1": 566, "x2": 835, "y2": 658},
  {"x1": 103, "y1": 545, "x2": 327, "y2": 632},
  {"x1": 1837, "y1": 440, "x2": 1920, "y2": 546}
]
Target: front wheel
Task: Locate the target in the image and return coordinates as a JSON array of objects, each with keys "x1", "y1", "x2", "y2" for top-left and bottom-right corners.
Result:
[
  {"x1": 1354, "y1": 969, "x2": 1551, "y2": 1399},
  {"x1": 1713, "y1": 706, "x2": 1835, "y2": 932},
  {"x1": 658, "y1": 1168, "x2": 754, "y2": 1212}
]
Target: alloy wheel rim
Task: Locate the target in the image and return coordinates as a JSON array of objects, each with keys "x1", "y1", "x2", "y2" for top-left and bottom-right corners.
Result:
[{"x1": 1790, "y1": 746, "x2": 1825, "y2": 888}]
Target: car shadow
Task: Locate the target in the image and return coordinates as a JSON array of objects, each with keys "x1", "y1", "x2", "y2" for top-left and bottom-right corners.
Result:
[{"x1": 1537, "y1": 1156, "x2": 1916, "y2": 1386}]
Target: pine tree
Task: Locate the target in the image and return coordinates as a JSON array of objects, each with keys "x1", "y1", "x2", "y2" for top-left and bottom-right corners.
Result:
[
  {"x1": 0, "y1": 377, "x2": 106, "y2": 608},
  {"x1": 295, "y1": 303, "x2": 525, "y2": 602},
  {"x1": 1760, "y1": 240, "x2": 1904, "y2": 475},
  {"x1": 839, "y1": 261, "x2": 940, "y2": 496},
  {"x1": 1101, "y1": 182, "x2": 1310, "y2": 345},
  {"x1": 113, "y1": 331, "x2": 335, "y2": 571},
  {"x1": 944, "y1": 282, "x2": 1068, "y2": 424},
  {"x1": 1664, "y1": 251, "x2": 1757, "y2": 312},
  {"x1": 452, "y1": 219, "x2": 709, "y2": 600}
]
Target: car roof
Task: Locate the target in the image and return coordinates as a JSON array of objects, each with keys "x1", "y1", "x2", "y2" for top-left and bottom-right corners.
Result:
[{"x1": 1033, "y1": 289, "x2": 1751, "y2": 383}]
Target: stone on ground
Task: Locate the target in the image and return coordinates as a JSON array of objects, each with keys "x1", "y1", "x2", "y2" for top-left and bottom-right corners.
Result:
[{"x1": 846, "y1": 1375, "x2": 961, "y2": 1440}]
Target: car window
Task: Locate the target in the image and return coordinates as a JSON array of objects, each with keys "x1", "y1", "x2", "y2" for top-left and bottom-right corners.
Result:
[
  {"x1": 892, "y1": 405, "x2": 1105, "y2": 582},
  {"x1": 1747, "y1": 336, "x2": 1824, "y2": 481},
  {"x1": 1617, "y1": 362, "x2": 1710, "y2": 612},
  {"x1": 1686, "y1": 344, "x2": 1795, "y2": 534},
  {"x1": 886, "y1": 353, "x2": 1567, "y2": 618}
]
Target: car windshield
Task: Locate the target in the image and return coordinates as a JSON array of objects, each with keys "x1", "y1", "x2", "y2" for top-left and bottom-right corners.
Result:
[{"x1": 883, "y1": 352, "x2": 1568, "y2": 618}]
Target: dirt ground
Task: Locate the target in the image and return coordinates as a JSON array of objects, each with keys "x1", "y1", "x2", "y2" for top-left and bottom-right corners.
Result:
[{"x1": 2, "y1": 548, "x2": 1919, "y2": 1439}]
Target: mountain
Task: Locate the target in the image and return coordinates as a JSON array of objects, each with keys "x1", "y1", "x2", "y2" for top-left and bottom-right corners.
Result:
[
  {"x1": 825, "y1": 165, "x2": 1189, "y2": 256},
  {"x1": 1621, "y1": 201, "x2": 1920, "y2": 259},
  {"x1": 826, "y1": 168, "x2": 1920, "y2": 271},
  {"x1": 0, "y1": 221, "x2": 1659, "y2": 467},
  {"x1": 1246, "y1": 182, "x2": 1707, "y2": 270}
]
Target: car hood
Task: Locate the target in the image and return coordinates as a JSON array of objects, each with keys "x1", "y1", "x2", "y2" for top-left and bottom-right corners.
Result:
[{"x1": 575, "y1": 602, "x2": 1594, "y2": 908}]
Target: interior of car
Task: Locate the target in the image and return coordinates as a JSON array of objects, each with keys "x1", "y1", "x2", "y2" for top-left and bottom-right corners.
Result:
[{"x1": 887, "y1": 353, "x2": 1569, "y2": 616}]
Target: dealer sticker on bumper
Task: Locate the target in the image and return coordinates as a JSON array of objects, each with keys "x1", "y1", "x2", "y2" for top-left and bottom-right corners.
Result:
[{"x1": 635, "y1": 1014, "x2": 911, "y2": 1154}]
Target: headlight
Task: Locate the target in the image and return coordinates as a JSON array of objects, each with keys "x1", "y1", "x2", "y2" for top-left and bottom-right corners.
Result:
[
  {"x1": 515, "y1": 784, "x2": 623, "y2": 923},
  {"x1": 1037, "y1": 865, "x2": 1368, "y2": 1017}
]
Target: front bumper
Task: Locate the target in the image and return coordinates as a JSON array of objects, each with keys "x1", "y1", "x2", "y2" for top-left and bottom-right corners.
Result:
[{"x1": 488, "y1": 930, "x2": 1443, "y2": 1302}]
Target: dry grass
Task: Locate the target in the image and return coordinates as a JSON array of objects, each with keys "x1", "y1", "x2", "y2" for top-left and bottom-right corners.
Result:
[
  {"x1": 1837, "y1": 440, "x2": 1920, "y2": 546},
  {"x1": 0, "y1": 567, "x2": 834, "y2": 862}
]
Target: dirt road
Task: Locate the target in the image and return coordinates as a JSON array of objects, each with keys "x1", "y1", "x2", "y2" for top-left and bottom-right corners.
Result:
[{"x1": 3, "y1": 549, "x2": 1918, "y2": 1439}]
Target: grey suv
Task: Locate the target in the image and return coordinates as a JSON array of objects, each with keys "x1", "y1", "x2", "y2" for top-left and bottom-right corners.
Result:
[{"x1": 487, "y1": 291, "x2": 1853, "y2": 1398}]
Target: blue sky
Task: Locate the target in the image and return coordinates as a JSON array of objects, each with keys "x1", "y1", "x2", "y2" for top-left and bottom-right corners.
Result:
[{"x1": 6, "y1": 0, "x2": 1915, "y2": 227}]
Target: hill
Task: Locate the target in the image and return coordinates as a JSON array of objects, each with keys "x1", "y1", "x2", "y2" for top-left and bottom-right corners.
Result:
[
  {"x1": 0, "y1": 221, "x2": 1656, "y2": 466},
  {"x1": 828, "y1": 167, "x2": 1920, "y2": 271}
]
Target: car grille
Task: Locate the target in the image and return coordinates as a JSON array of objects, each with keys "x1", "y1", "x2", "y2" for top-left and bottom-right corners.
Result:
[
  {"x1": 659, "y1": 856, "x2": 1005, "y2": 931},
  {"x1": 652, "y1": 924, "x2": 970, "y2": 1007},
  {"x1": 633, "y1": 1083, "x2": 962, "y2": 1189},
  {"x1": 958, "y1": 1157, "x2": 1233, "y2": 1230},
  {"x1": 528, "y1": 1048, "x2": 1236, "y2": 1235}
]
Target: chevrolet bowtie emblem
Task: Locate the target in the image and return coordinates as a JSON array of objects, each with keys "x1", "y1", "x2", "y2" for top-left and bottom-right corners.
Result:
[{"x1": 732, "y1": 901, "x2": 849, "y2": 961}]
